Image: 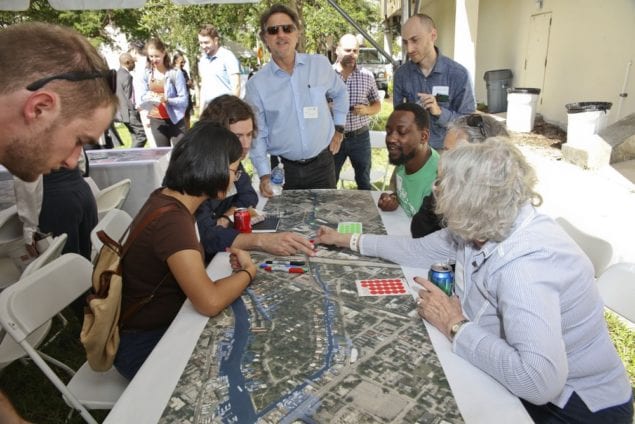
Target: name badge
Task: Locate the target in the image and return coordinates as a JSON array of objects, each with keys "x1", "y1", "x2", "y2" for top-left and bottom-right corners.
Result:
[
  {"x1": 304, "y1": 106, "x2": 318, "y2": 119},
  {"x1": 432, "y1": 85, "x2": 450, "y2": 103}
]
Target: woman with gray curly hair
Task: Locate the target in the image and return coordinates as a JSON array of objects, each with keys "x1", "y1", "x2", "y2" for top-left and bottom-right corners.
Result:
[
  {"x1": 411, "y1": 113, "x2": 509, "y2": 237},
  {"x1": 316, "y1": 137, "x2": 633, "y2": 423}
]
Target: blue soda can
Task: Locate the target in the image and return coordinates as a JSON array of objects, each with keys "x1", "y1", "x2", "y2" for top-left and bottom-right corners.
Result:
[{"x1": 428, "y1": 263, "x2": 454, "y2": 296}]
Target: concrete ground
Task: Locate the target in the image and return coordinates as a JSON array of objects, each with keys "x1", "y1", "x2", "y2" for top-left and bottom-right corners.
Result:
[{"x1": 517, "y1": 144, "x2": 635, "y2": 265}]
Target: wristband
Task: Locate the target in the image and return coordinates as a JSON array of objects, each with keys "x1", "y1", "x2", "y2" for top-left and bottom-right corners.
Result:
[
  {"x1": 219, "y1": 214, "x2": 231, "y2": 222},
  {"x1": 236, "y1": 268, "x2": 254, "y2": 284},
  {"x1": 349, "y1": 233, "x2": 361, "y2": 252}
]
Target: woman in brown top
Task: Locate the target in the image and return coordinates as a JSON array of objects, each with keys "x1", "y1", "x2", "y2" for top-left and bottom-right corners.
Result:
[{"x1": 115, "y1": 122, "x2": 257, "y2": 380}]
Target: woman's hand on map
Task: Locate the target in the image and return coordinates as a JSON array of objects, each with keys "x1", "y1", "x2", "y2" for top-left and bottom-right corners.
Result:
[
  {"x1": 227, "y1": 247, "x2": 255, "y2": 275},
  {"x1": 314, "y1": 225, "x2": 351, "y2": 248}
]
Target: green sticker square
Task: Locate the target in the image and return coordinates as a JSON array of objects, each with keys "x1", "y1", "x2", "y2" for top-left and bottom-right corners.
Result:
[{"x1": 337, "y1": 222, "x2": 363, "y2": 234}]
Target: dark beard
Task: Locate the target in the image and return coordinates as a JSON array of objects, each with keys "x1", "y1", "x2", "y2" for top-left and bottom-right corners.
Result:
[{"x1": 389, "y1": 149, "x2": 416, "y2": 166}]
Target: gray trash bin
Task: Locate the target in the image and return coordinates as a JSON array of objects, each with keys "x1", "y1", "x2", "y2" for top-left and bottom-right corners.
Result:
[{"x1": 483, "y1": 69, "x2": 513, "y2": 113}]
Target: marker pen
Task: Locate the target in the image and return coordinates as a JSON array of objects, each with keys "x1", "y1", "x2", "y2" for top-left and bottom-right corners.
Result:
[
  {"x1": 262, "y1": 265, "x2": 305, "y2": 273},
  {"x1": 265, "y1": 260, "x2": 306, "y2": 266}
]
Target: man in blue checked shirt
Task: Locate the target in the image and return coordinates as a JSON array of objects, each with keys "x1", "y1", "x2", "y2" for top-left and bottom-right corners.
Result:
[
  {"x1": 333, "y1": 34, "x2": 381, "y2": 190},
  {"x1": 245, "y1": 4, "x2": 348, "y2": 197},
  {"x1": 393, "y1": 14, "x2": 475, "y2": 150}
]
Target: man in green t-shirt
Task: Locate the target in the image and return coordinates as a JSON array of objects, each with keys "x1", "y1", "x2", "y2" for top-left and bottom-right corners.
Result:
[{"x1": 378, "y1": 103, "x2": 439, "y2": 217}]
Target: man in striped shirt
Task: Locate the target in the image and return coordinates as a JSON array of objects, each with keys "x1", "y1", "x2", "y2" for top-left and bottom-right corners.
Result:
[{"x1": 333, "y1": 34, "x2": 381, "y2": 190}]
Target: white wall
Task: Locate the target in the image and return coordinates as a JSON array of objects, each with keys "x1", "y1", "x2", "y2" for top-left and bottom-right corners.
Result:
[
  {"x1": 420, "y1": 0, "x2": 635, "y2": 128},
  {"x1": 475, "y1": 0, "x2": 635, "y2": 128}
]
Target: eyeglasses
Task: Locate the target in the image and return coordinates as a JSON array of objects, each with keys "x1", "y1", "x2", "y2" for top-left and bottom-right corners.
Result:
[
  {"x1": 26, "y1": 69, "x2": 117, "y2": 93},
  {"x1": 466, "y1": 114, "x2": 487, "y2": 138},
  {"x1": 230, "y1": 168, "x2": 243, "y2": 180},
  {"x1": 265, "y1": 24, "x2": 296, "y2": 35}
]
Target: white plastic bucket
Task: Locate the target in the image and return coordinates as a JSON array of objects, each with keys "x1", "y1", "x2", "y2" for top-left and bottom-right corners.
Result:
[
  {"x1": 506, "y1": 88, "x2": 541, "y2": 132},
  {"x1": 565, "y1": 102, "x2": 612, "y2": 146}
]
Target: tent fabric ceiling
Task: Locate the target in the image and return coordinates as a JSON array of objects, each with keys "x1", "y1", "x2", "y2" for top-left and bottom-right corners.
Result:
[{"x1": 1, "y1": 0, "x2": 257, "y2": 11}]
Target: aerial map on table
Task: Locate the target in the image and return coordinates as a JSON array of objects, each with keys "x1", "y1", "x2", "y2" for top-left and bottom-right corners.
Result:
[{"x1": 159, "y1": 190, "x2": 463, "y2": 423}]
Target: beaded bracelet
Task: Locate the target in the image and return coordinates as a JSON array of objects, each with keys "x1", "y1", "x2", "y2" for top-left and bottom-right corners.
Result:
[
  {"x1": 349, "y1": 233, "x2": 361, "y2": 253},
  {"x1": 236, "y1": 269, "x2": 254, "y2": 284}
]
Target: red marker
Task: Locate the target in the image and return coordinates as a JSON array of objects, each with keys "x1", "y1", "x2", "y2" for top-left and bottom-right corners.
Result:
[{"x1": 263, "y1": 265, "x2": 305, "y2": 274}]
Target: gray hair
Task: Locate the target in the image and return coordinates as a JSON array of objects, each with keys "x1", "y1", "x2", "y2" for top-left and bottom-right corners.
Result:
[
  {"x1": 447, "y1": 114, "x2": 509, "y2": 144},
  {"x1": 435, "y1": 137, "x2": 542, "y2": 242}
]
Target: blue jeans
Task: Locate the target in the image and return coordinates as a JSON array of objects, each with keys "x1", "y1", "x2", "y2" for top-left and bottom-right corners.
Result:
[
  {"x1": 334, "y1": 130, "x2": 372, "y2": 190},
  {"x1": 114, "y1": 327, "x2": 168, "y2": 380},
  {"x1": 521, "y1": 392, "x2": 634, "y2": 424}
]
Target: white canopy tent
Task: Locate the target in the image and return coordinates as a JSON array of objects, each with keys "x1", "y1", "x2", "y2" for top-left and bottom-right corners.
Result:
[{"x1": 0, "y1": 0, "x2": 256, "y2": 11}]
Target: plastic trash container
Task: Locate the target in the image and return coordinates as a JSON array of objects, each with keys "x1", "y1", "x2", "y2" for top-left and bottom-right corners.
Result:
[
  {"x1": 506, "y1": 88, "x2": 541, "y2": 132},
  {"x1": 483, "y1": 69, "x2": 513, "y2": 113},
  {"x1": 565, "y1": 102, "x2": 612, "y2": 145}
]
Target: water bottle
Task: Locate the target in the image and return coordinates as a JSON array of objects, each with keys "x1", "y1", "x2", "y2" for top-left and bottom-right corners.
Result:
[{"x1": 270, "y1": 160, "x2": 285, "y2": 196}]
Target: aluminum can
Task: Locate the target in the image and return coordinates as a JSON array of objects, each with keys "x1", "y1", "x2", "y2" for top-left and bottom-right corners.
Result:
[
  {"x1": 234, "y1": 208, "x2": 252, "y2": 233},
  {"x1": 428, "y1": 263, "x2": 454, "y2": 296}
]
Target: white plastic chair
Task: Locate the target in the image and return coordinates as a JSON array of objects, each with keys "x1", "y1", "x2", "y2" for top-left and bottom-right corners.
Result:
[
  {"x1": 0, "y1": 254, "x2": 128, "y2": 424},
  {"x1": 339, "y1": 130, "x2": 390, "y2": 190},
  {"x1": 90, "y1": 209, "x2": 132, "y2": 259},
  {"x1": 83, "y1": 176, "x2": 101, "y2": 198},
  {"x1": 95, "y1": 178, "x2": 132, "y2": 220},
  {"x1": 555, "y1": 217, "x2": 613, "y2": 277},
  {"x1": 596, "y1": 262, "x2": 635, "y2": 324},
  {"x1": 0, "y1": 234, "x2": 69, "y2": 372},
  {"x1": 0, "y1": 206, "x2": 21, "y2": 243}
]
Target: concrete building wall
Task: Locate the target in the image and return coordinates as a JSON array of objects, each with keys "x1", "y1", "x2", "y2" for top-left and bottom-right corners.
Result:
[
  {"x1": 418, "y1": 0, "x2": 635, "y2": 129},
  {"x1": 476, "y1": 0, "x2": 635, "y2": 128}
]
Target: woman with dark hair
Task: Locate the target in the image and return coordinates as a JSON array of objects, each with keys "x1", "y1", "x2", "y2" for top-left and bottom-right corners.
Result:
[
  {"x1": 172, "y1": 51, "x2": 193, "y2": 129},
  {"x1": 139, "y1": 37, "x2": 189, "y2": 146},
  {"x1": 114, "y1": 122, "x2": 258, "y2": 380}
]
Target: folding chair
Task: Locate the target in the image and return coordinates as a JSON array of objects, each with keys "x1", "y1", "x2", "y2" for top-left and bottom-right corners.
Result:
[
  {"x1": 555, "y1": 217, "x2": 613, "y2": 277},
  {"x1": 338, "y1": 130, "x2": 390, "y2": 190},
  {"x1": 95, "y1": 178, "x2": 132, "y2": 220},
  {"x1": 90, "y1": 209, "x2": 132, "y2": 259},
  {"x1": 596, "y1": 262, "x2": 635, "y2": 324},
  {"x1": 0, "y1": 254, "x2": 128, "y2": 424}
]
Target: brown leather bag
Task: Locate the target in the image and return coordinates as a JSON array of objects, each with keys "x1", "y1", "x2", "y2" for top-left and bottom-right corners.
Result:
[{"x1": 80, "y1": 205, "x2": 175, "y2": 371}]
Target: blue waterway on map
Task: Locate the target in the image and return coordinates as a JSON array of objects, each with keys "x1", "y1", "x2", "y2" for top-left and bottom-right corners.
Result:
[
  {"x1": 255, "y1": 264, "x2": 338, "y2": 420},
  {"x1": 220, "y1": 298, "x2": 257, "y2": 423}
]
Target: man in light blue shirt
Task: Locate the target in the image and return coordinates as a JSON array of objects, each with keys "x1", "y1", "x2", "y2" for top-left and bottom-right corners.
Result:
[
  {"x1": 245, "y1": 4, "x2": 348, "y2": 196},
  {"x1": 197, "y1": 24, "x2": 241, "y2": 114}
]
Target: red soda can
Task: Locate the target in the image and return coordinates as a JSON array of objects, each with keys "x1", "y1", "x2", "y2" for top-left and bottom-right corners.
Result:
[{"x1": 234, "y1": 208, "x2": 252, "y2": 233}]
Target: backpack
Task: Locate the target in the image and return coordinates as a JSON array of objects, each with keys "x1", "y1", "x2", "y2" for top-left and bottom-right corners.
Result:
[{"x1": 80, "y1": 205, "x2": 175, "y2": 371}]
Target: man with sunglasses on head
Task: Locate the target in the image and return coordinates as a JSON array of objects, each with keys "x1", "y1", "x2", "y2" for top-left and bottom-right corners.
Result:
[
  {"x1": 0, "y1": 22, "x2": 117, "y2": 184},
  {"x1": 333, "y1": 34, "x2": 382, "y2": 190},
  {"x1": 245, "y1": 4, "x2": 348, "y2": 196},
  {"x1": 197, "y1": 24, "x2": 241, "y2": 114},
  {"x1": 394, "y1": 14, "x2": 475, "y2": 150},
  {"x1": 0, "y1": 21, "x2": 117, "y2": 423}
]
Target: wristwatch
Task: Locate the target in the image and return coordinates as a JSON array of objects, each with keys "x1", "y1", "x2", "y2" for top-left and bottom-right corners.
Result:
[
  {"x1": 334, "y1": 125, "x2": 345, "y2": 134},
  {"x1": 449, "y1": 319, "x2": 469, "y2": 341}
]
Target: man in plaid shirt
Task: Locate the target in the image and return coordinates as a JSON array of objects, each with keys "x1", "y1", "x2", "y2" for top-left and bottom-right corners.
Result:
[{"x1": 333, "y1": 34, "x2": 381, "y2": 190}]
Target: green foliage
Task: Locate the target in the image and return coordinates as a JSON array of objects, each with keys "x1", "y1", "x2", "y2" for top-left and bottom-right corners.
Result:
[{"x1": 605, "y1": 311, "x2": 635, "y2": 388}]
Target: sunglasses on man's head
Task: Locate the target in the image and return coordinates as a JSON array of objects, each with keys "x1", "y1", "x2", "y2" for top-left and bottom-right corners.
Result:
[
  {"x1": 26, "y1": 69, "x2": 117, "y2": 94},
  {"x1": 265, "y1": 24, "x2": 296, "y2": 35},
  {"x1": 466, "y1": 114, "x2": 487, "y2": 138}
]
